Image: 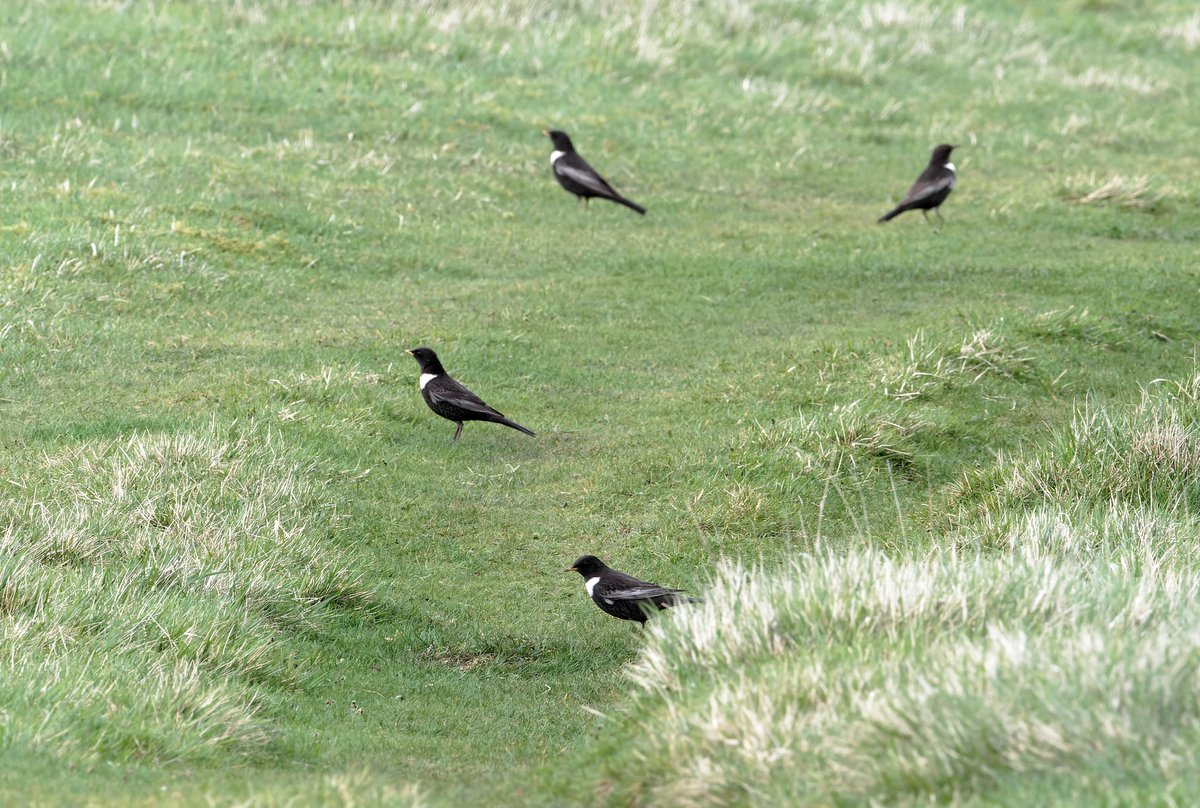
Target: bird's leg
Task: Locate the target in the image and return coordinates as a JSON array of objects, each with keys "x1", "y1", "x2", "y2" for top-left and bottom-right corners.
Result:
[
  {"x1": 453, "y1": 422, "x2": 463, "y2": 442},
  {"x1": 935, "y1": 207, "x2": 945, "y2": 221},
  {"x1": 922, "y1": 209, "x2": 930, "y2": 222}
]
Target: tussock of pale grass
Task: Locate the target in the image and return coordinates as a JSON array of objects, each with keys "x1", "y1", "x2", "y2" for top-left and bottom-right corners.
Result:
[
  {"x1": 1159, "y1": 14, "x2": 1200, "y2": 51},
  {"x1": 880, "y1": 328, "x2": 1031, "y2": 401},
  {"x1": 1063, "y1": 173, "x2": 1177, "y2": 209},
  {"x1": 0, "y1": 422, "x2": 372, "y2": 764},
  {"x1": 878, "y1": 330, "x2": 957, "y2": 401},
  {"x1": 955, "y1": 504, "x2": 1200, "y2": 575},
  {"x1": 768, "y1": 399, "x2": 928, "y2": 474},
  {"x1": 957, "y1": 327, "x2": 1032, "y2": 381},
  {"x1": 953, "y1": 376, "x2": 1200, "y2": 518},
  {"x1": 613, "y1": 547, "x2": 1200, "y2": 806}
]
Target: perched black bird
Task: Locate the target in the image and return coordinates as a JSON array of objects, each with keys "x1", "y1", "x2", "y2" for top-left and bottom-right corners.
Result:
[
  {"x1": 567, "y1": 555, "x2": 699, "y2": 624},
  {"x1": 878, "y1": 144, "x2": 958, "y2": 223},
  {"x1": 543, "y1": 129, "x2": 646, "y2": 215},
  {"x1": 405, "y1": 346, "x2": 536, "y2": 442}
]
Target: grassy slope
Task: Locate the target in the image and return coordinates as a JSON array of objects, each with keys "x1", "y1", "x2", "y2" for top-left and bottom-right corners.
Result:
[
  {"x1": 569, "y1": 379, "x2": 1200, "y2": 805},
  {"x1": 0, "y1": 0, "x2": 1197, "y2": 804}
]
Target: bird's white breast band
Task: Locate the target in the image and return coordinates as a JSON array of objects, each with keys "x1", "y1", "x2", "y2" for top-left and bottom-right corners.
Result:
[
  {"x1": 550, "y1": 150, "x2": 565, "y2": 165},
  {"x1": 419, "y1": 373, "x2": 437, "y2": 390},
  {"x1": 585, "y1": 576, "x2": 600, "y2": 597}
]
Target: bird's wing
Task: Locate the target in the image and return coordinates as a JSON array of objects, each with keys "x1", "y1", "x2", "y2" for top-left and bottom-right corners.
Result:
[
  {"x1": 902, "y1": 169, "x2": 955, "y2": 204},
  {"x1": 594, "y1": 571, "x2": 684, "y2": 601},
  {"x1": 426, "y1": 376, "x2": 505, "y2": 418},
  {"x1": 554, "y1": 153, "x2": 618, "y2": 196},
  {"x1": 601, "y1": 584, "x2": 686, "y2": 601}
]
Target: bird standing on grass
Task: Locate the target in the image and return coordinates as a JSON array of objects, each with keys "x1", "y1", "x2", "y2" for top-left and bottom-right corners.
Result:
[
  {"x1": 405, "y1": 347, "x2": 536, "y2": 442},
  {"x1": 878, "y1": 144, "x2": 958, "y2": 223},
  {"x1": 543, "y1": 129, "x2": 646, "y2": 215},
  {"x1": 567, "y1": 555, "x2": 700, "y2": 624}
]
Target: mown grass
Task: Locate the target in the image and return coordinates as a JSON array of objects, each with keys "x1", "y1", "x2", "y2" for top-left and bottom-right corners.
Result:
[{"x1": 0, "y1": 0, "x2": 1198, "y2": 804}]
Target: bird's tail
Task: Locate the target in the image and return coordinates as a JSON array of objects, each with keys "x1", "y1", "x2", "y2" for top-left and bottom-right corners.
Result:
[
  {"x1": 497, "y1": 417, "x2": 537, "y2": 437},
  {"x1": 877, "y1": 205, "x2": 904, "y2": 223},
  {"x1": 615, "y1": 195, "x2": 647, "y2": 215}
]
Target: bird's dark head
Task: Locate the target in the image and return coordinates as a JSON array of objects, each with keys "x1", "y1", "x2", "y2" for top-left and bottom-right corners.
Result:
[
  {"x1": 543, "y1": 129, "x2": 575, "y2": 152},
  {"x1": 931, "y1": 144, "x2": 957, "y2": 164},
  {"x1": 405, "y1": 346, "x2": 445, "y2": 374},
  {"x1": 567, "y1": 555, "x2": 606, "y2": 577}
]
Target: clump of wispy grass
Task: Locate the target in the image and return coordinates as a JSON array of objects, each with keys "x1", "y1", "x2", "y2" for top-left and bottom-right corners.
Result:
[
  {"x1": 0, "y1": 421, "x2": 373, "y2": 765},
  {"x1": 948, "y1": 376, "x2": 1200, "y2": 563},
  {"x1": 1062, "y1": 173, "x2": 1178, "y2": 209},
  {"x1": 762, "y1": 399, "x2": 929, "y2": 475},
  {"x1": 1159, "y1": 14, "x2": 1200, "y2": 51},
  {"x1": 879, "y1": 328, "x2": 1031, "y2": 401},
  {"x1": 955, "y1": 503, "x2": 1200, "y2": 573},
  {"x1": 599, "y1": 546, "x2": 1200, "y2": 806},
  {"x1": 952, "y1": 376, "x2": 1200, "y2": 519},
  {"x1": 721, "y1": 323, "x2": 1037, "y2": 538}
]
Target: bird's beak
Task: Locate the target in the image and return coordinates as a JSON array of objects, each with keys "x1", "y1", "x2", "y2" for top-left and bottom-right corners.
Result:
[
  {"x1": 542, "y1": 130, "x2": 549, "y2": 136},
  {"x1": 404, "y1": 349, "x2": 414, "y2": 355},
  {"x1": 565, "y1": 565, "x2": 576, "y2": 573}
]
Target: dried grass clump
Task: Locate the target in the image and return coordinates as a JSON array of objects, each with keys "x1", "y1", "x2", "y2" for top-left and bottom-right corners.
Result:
[{"x1": 1063, "y1": 173, "x2": 1178, "y2": 209}]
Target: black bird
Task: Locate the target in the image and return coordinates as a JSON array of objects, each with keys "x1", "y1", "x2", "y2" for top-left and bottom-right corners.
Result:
[
  {"x1": 878, "y1": 144, "x2": 958, "y2": 223},
  {"x1": 405, "y1": 346, "x2": 536, "y2": 442},
  {"x1": 567, "y1": 555, "x2": 699, "y2": 624},
  {"x1": 543, "y1": 129, "x2": 646, "y2": 215}
]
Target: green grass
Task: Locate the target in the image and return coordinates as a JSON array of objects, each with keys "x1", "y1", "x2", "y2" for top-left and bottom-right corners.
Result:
[
  {"x1": 569, "y1": 380, "x2": 1200, "y2": 805},
  {"x1": 1, "y1": 0, "x2": 1198, "y2": 804}
]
